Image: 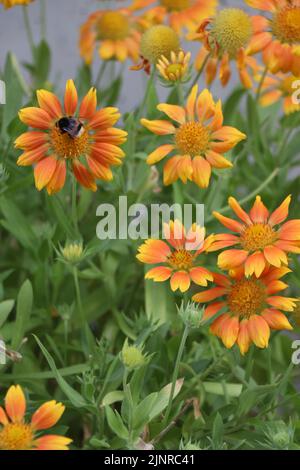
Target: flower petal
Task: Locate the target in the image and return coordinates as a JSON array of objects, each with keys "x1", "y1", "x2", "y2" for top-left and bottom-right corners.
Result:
[
  {"x1": 191, "y1": 156, "x2": 211, "y2": 188},
  {"x1": 170, "y1": 271, "x2": 191, "y2": 292},
  {"x1": 192, "y1": 287, "x2": 227, "y2": 303},
  {"x1": 72, "y1": 160, "x2": 97, "y2": 191},
  {"x1": 145, "y1": 266, "x2": 172, "y2": 282},
  {"x1": 37, "y1": 90, "x2": 63, "y2": 120},
  {"x1": 34, "y1": 157, "x2": 57, "y2": 191},
  {"x1": 34, "y1": 435, "x2": 72, "y2": 450},
  {"x1": 247, "y1": 314, "x2": 270, "y2": 348},
  {"x1": 219, "y1": 315, "x2": 239, "y2": 349},
  {"x1": 157, "y1": 103, "x2": 186, "y2": 124},
  {"x1": 263, "y1": 245, "x2": 287, "y2": 267},
  {"x1": 79, "y1": 87, "x2": 97, "y2": 119},
  {"x1": 5, "y1": 385, "x2": 26, "y2": 423},
  {"x1": 237, "y1": 319, "x2": 251, "y2": 355},
  {"x1": 261, "y1": 309, "x2": 293, "y2": 330},
  {"x1": 244, "y1": 251, "x2": 266, "y2": 277},
  {"x1": 146, "y1": 144, "x2": 174, "y2": 165},
  {"x1": 137, "y1": 239, "x2": 171, "y2": 264},
  {"x1": 218, "y1": 249, "x2": 248, "y2": 270},
  {"x1": 189, "y1": 267, "x2": 213, "y2": 286},
  {"x1": 213, "y1": 211, "x2": 244, "y2": 232},
  {"x1": 64, "y1": 79, "x2": 78, "y2": 115},
  {"x1": 140, "y1": 118, "x2": 175, "y2": 135},
  {"x1": 19, "y1": 107, "x2": 52, "y2": 129},
  {"x1": 249, "y1": 195, "x2": 269, "y2": 223},
  {"x1": 186, "y1": 84, "x2": 198, "y2": 121},
  {"x1": 46, "y1": 159, "x2": 66, "y2": 195},
  {"x1": 31, "y1": 401, "x2": 65, "y2": 431},
  {"x1": 228, "y1": 197, "x2": 252, "y2": 225}
]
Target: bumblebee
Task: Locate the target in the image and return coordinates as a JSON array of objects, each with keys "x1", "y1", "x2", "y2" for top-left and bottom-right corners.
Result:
[{"x1": 56, "y1": 117, "x2": 84, "y2": 139}]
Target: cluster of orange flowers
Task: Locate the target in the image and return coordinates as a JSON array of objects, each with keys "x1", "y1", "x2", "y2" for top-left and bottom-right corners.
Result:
[{"x1": 138, "y1": 195, "x2": 300, "y2": 354}]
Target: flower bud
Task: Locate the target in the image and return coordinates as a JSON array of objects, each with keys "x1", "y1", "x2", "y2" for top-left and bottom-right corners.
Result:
[
  {"x1": 121, "y1": 339, "x2": 146, "y2": 370},
  {"x1": 178, "y1": 301, "x2": 205, "y2": 329}
]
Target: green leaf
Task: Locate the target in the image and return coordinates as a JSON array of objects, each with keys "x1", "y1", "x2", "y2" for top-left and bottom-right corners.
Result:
[
  {"x1": 148, "y1": 378, "x2": 184, "y2": 421},
  {"x1": 105, "y1": 406, "x2": 129, "y2": 440},
  {"x1": 212, "y1": 413, "x2": 224, "y2": 449},
  {"x1": 47, "y1": 195, "x2": 75, "y2": 239},
  {"x1": 203, "y1": 381, "x2": 243, "y2": 397},
  {"x1": 11, "y1": 280, "x2": 33, "y2": 350},
  {"x1": 0, "y1": 300, "x2": 15, "y2": 329},
  {"x1": 133, "y1": 392, "x2": 158, "y2": 430},
  {"x1": 102, "y1": 391, "x2": 125, "y2": 407},
  {"x1": 0, "y1": 196, "x2": 37, "y2": 251},
  {"x1": 33, "y1": 335, "x2": 88, "y2": 408}
]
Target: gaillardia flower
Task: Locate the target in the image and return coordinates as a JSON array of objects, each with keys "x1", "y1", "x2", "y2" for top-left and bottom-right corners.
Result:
[
  {"x1": 137, "y1": 219, "x2": 214, "y2": 292},
  {"x1": 210, "y1": 195, "x2": 300, "y2": 277},
  {"x1": 141, "y1": 85, "x2": 246, "y2": 188},
  {"x1": 0, "y1": 0, "x2": 32, "y2": 8},
  {"x1": 132, "y1": 0, "x2": 217, "y2": 35},
  {"x1": 156, "y1": 50, "x2": 191, "y2": 83},
  {"x1": 191, "y1": 8, "x2": 260, "y2": 88},
  {"x1": 79, "y1": 6, "x2": 146, "y2": 64},
  {"x1": 246, "y1": 0, "x2": 300, "y2": 74},
  {"x1": 193, "y1": 266, "x2": 295, "y2": 354},
  {"x1": 257, "y1": 73, "x2": 300, "y2": 114},
  {"x1": 0, "y1": 385, "x2": 71, "y2": 450},
  {"x1": 15, "y1": 80, "x2": 127, "y2": 194}
]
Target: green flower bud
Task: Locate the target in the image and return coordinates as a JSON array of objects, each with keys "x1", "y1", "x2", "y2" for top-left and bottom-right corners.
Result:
[
  {"x1": 121, "y1": 339, "x2": 146, "y2": 370},
  {"x1": 178, "y1": 301, "x2": 205, "y2": 329},
  {"x1": 61, "y1": 241, "x2": 84, "y2": 265}
]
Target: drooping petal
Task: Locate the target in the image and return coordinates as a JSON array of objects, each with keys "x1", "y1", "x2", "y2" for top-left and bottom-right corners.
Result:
[
  {"x1": 64, "y1": 79, "x2": 78, "y2": 115},
  {"x1": 31, "y1": 401, "x2": 65, "y2": 431},
  {"x1": 5, "y1": 385, "x2": 26, "y2": 423},
  {"x1": 170, "y1": 271, "x2": 191, "y2": 292},
  {"x1": 247, "y1": 314, "x2": 270, "y2": 348},
  {"x1": 163, "y1": 155, "x2": 192, "y2": 185},
  {"x1": 189, "y1": 267, "x2": 213, "y2": 286},
  {"x1": 72, "y1": 160, "x2": 97, "y2": 191},
  {"x1": 191, "y1": 156, "x2": 211, "y2": 188},
  {"x1": 237, "y1": 319, "x2": 251, "y2": 355},
  {"x1": 219, "y1": 315, "x2": 239, "y2": 349},
  {"x1": 46, "y1": 159, "x2": 66, "y2": 195},
  {"x1": 145, "y1": 266, "x2": 172, "y2": 282},
  {"x1": 263, "y1": 245, "x2": 288, "y2": 267},
  {"x1": 244, "y1": 251, "x2": 266, "y2": 277},
  {"x1": 206, "y1": 150, "x2": 232, "y2": 169},
  {"x1": 86, "y1": 157, "x2": 113, "y2": 181},
  {"x1": 34, "y1": 157, "x2": 57, "y2": 191}
]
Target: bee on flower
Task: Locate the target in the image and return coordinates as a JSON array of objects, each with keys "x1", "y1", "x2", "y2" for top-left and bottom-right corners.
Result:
[
  {"x1": 15, "y1": 79, "x2": 127, "y2": 194},
  {"x1": 256, "y1": 72, "x2": 300, "y2": 114},
  {"x1": 0, "y1": 385, "x2": 71, "y2": 450},
  {"x1": 246, "y1": 0, "x2": 300, "y2": 75},
  {"x1": 193, "y1": 266, "x2": 295, "y2": 354},
  {"x1": 141, "y1": 85, "x2": 246, "y2": 188},
  {"x1": 209, "y1": 195, "x2": 300, "y2": 277},
  {"x1": 190, "y1": 8, "x2": 260, "y2": 88},
  {"x1": 156, "y1": 50, "x2": 191, "y2": 84},
  {"x1": 137, "y1": 219, "x2": 215, "y2": 293}
]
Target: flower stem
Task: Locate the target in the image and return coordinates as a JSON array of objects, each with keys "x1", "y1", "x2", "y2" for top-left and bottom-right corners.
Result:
[
  {"x1": 72, "y1": 265, "x2": 85, "y2": 327},
  {"x1": 256, "y1": 65, "x2": 268, "y2": 102},
  {"x1": 94, "y1": 61, "x2": 108, "y2": 90},
  {"x1": 22, "y1": 6, "x2": 35, "y2": 57},
  {"x1": 163, "y1": 324, "x2": 189, "y2": 426},
  {"x1": 186, "y1": 52, "x2": 211, "y2": 97},
  {"x1": 71, "y1": 176, "x2": 79, "y2": 237}
]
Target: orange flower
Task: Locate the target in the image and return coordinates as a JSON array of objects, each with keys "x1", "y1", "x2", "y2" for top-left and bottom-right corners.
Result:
[
  {"x1": 141, "y1": 85, "x2": 246, "y2": 188},
  {"x1": 0, "y1": 385, "x2": 71, "y2": 450},
  {"x1": 156, "y1": 50, "x2": 191, "y2": 83},
  {"x1": 191, "y1": 8, "x2": 260, "y2": 88},
  {"x1": 136, "y1": 220, "x2": 214, "y2": 292},
  {"x1": 193, "y1": 266, "x2": 295, "y2": 354},
  {"x1": 210, "y1": 195, "x2": 300, "y2": 277},
  {"x1": 246, "y1": 0, "x2": 300, "y2": 74},
  {"x1": 257, "y1": 72, "x2": 300, "y2": 114},
  {"x1": 79, "y1": 5, "x2": 147, "y2": 64},
  {"x1": 0, "y1": 0, "x2": 32, "y2": 8},
  {"x1": 132, "y1": 0, "x2": 217, "y2": 35},
  {"x1": 15, "y1": 80, "x2": 127, "y2": 194}
]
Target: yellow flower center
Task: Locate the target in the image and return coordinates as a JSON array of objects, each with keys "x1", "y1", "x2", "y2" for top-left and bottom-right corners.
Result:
[
  {"x1": 160, "y1": 0, "x2": 191, "y2": 12},
  {"x1": 140, "y1": 25, "x2": 180, "y2": 63},
  {"x1": 97, "y1": 11, "x2": 130, "y2": 41},
  {"x1": 272, "y1": 6, "x2": 300, "y2": 44},
  {"x1": 175, "y1": 122, "x2": 210, "y2": 156},
  {"x1": 168, "y1": 249, "x2": 193, "y2": 270},
  {"x1": 228, "y1": 278, "x2": 267, "y2": 319},
  {"x1": 212, "y1": 8, "x2": 252, "y2": 57},
  {"x1": 0, "y1": 423, "x2": 34, "y2": 450},
  {"x1": 50, "y1": 124, "x2": 91, "y2": 159},
  {"x1": 240, "y1": 223, "x2": 277, "y2": 251},
  {"x1": 166, "y1": 63, "x2": 184, "y2": 78}
]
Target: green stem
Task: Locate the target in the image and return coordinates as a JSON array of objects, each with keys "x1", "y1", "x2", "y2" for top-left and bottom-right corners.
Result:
[
  {"x1": 123, "y1": 369, "x2": 134, "y2": 448},
  {"x1": 163, "y1": 324, "x2": 189, "y2": 425},
  {"x1": 256, "y1": 65, "x2": 268, "y2": 102},
  {"x1": 206, "y1": 167, "x2": 280, "y2": 223},
  {"x1": 40, "y1": 0, "x2": 47, "y2": 40},
  {"x1": 94, "y1": 62, "x2": 107, "y2": 89},
  {"x1": 137, "y1": 68, "x2": 156, "y2": 122},
  {"x1": 72, "y1": 266, "x2": 85, "y2": 327},
  {"x1": 71, "y1": 176, "x2": 79, "y2": 237},
  {"x1": 186, "y1": 53, "x2": 211, "y2": 97},
  {"x1": 22, "y1": 6, "x2": 35, "y2": 56}
]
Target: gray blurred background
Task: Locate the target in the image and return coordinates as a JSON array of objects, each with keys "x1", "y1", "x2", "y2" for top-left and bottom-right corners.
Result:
[{"x1": 0, "y1": 0, "x2": 240, "y2": 111}]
